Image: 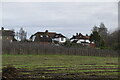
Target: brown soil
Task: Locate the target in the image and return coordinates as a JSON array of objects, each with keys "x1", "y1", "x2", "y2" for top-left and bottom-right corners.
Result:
[{"x1": 2, "y1": 66, "x2": 120, "y2": 80}]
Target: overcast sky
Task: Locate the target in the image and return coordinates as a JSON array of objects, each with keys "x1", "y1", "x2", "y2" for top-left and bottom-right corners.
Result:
[{"x1": 2, "y1": 2, "x2": 118, "y2": 38}]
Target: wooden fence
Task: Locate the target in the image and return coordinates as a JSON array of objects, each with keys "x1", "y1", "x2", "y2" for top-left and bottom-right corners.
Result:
[{"x1": 2, "y1": 41, "x2": 118, "y2": 57}]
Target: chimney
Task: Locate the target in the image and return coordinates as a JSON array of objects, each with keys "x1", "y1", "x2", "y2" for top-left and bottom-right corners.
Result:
[
  {"x1": 76, "y1": 33, "x2": 78, "y2": 36},
  {"x1": 1, "y1": 27, "x2": 4, "y2": 30},
  {"x1": 79, "y1": 33, "x2": 81, "y2": 35},
  {"x1": 86, "y1": 34, "x2": 88, "y2": 36},
  {"x1": 45, "y1": 30, "x2": 48, "y2": 33}
]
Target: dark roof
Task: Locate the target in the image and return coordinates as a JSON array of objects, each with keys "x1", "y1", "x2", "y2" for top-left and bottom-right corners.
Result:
[
  {"x1": 53, "y1": 34, "x2": 66, "y2": 38},
  {"x1": 34, "y1": 32, "x2": 56, "y2": 38},
  {"x1": 71, "y1": 40, "x2": 78, "y2": 43},
  {"x1": 34, "y1": 37, "x2": 52, "y2": 42},
  {"x1": 31, "y1": 30, "x2": 66, "y2": 39},
  {"x1": 70, "y1": 33, "x2": 89, "y2": 40},
  {"x1": 0, "y1": 30, "x2": 14, "y2": 36}
]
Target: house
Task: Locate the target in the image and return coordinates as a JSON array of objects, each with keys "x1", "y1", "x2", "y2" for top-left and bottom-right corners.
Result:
[
  {"x1": 0, "y1": 27, "x2": 16, "y2": 42},
  {"x1": 70, "y1": 33, "x2": 94, "y2": 46},
  {"x1": 30, "y1": 30, "x2": 66, "y2": 44}
]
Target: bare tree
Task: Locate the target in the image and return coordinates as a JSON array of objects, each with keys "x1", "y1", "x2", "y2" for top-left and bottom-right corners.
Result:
[
  {"x1": 16, "y1": 28, "x2": 27, "y2": 41},
  {"x1": 99, "y1": 22, "x2": 108, "y2": 38},
  {"x1": 92, "y1": 25, "x2": 99, "y2": 32}
]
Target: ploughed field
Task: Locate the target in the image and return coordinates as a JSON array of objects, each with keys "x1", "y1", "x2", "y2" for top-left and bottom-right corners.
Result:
[{"x1": 2, "y1": 54, "x2": 119, "y2": 79}]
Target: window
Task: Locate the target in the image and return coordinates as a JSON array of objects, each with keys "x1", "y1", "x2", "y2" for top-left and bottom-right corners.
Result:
[
  {"x1": 7, "y1": 37, "x2": 9, "y2": 39},
  {"x1": 32, "y1": 36, "x2": 35, "y2": 41},
  {"x1": 40, "y1": 35, "x2": 43, "y2": 37},
  {"x1": 46, "y1": 35, "x2": 49, "y2": 37},
  {"x1": 61, "y1": 38, "x2": 64, "y2": 41}
]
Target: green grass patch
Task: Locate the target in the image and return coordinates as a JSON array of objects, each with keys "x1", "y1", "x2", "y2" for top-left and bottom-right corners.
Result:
[{"x1": 2, "y1": 54, "x2": 119, "y2": 78}]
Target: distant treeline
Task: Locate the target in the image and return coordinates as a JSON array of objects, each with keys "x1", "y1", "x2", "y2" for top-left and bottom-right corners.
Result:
[{"x1": 2, "y1": 41, "x2": 118, "y2": 57}]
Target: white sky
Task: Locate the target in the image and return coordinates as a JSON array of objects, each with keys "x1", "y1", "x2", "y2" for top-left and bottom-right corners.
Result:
[
  {"x1": 1, "y1": 1, "x2": 118, "y2": 38},
  {"x1": 1, "y1": 0, "x2": 120, "y2": 2}
]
